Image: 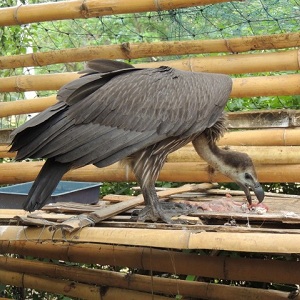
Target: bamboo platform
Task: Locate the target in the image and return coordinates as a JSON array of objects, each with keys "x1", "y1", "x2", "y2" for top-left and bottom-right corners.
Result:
[{"x1": 1, "y1": 184, "x2": 300, "y2": 299}]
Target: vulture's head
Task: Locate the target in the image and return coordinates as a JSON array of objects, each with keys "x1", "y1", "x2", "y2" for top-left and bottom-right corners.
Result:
[{"x1": 222, "y1": 150, "x2": 264, "y2": 205}]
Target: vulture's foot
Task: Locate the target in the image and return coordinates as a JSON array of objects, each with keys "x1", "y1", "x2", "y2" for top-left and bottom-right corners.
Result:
[{"x1": 133, "y1": 202, "x2": 197, "y2": 223}]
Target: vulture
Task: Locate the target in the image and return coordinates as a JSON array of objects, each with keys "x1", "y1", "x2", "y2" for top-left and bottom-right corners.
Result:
[{"x1": 10, "y1": 60, "x2": 264, "y2": 223}]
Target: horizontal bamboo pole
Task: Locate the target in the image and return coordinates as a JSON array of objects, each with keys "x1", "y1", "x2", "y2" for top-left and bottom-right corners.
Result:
[
  {"x1": 0, "y1": 96, "x2": 57, "y2": 118},
  {"x1": 1, "y1": 72, "x2": 299, "y2": 98},
  {"x1": 218, "y1": 128, "x2": 300, "y2": 146},
  {"x1": 0, "y1": 256, "x2": 295, "y2": 299},
  {"x1": 0, "y1": 160, "x2": 299, "y2": 184},
  {"x1": 167, "y1": 146, "x2": 300, "y2": 165},
  {"x1": 1, "y1": 128, "x2": 299, "y2": 158},
  {"x1": 137, "y1": 49, "x2": 300, "y2": 74},
  {"x1": 2, "y1": 144, "x2": 300, "y2": 164},
  {"x1": 0, "y1": 72, "x2": 77, "y2": 92},
  {"x1": 0, "y1": 269, "x2": 169, "y2": 300},
  {"x1": 0, "y1": 0, "x2": 231, "y2": 26},
  {"x1": 1, "y1": 242, "x2": 300, "y2": 285},
  {"x1": 1, "y1": 226, "x2": 300, "y2": 253},
  {"x1": 1, "y1": 33, "x2": 299, "y2": 69}
]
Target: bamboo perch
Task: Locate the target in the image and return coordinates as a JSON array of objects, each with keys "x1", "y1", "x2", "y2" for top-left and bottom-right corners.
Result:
[
  {"x1": 0, "y1": 161, "x2": 299, "y2": 184},
  {"x1": 0, "y1": 257, "x2": 296, "y2": 299},
  {"x1": 218, "y1": 128, "x2": 300, "y2": 146},
  {"x1": 1, "y1": 34, "x2": 299, "y2": 69},
  {"x1": 0, "y1": 0, "x2": 232, "y2": 26},
  {"x1": 0, "y1": 95, "x2": 57, "y2": 118},
  {"x1": 0, "y1": 269, "x2": 170, "y2": 300},
  {"x1": 1, "y1": 242, "x2": 300, "y2": 285},
  {"x1": 2, "y1": 145, "x2": 300, "y2": 164},
  {"x1": 136, "y1": 49, "x2": 300, "y2": 74},
  {"x1": 166, "y1": 146, "x2": 300, "y2": 165},
  {"x1": 1, "y1": 127, "x2": 299, "y2": 148},
  {"x1": 1, "y1": 72, "x2": 300, "y2": 97},
  {"x1": 0, "y1": 271, "x2": 291, "y2": 300},
  {"x1": 2, "y1": 94, "x2": 299, "y2": 130},
  {"x1": 1, "y1": 225, "x2": 300, "y2": 253}
]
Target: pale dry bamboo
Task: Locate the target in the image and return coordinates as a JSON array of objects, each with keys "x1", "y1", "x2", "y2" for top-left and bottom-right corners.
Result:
[
  {"x1": 1, "y1": 225, "x2": 300, "y2": 253},
  {"x1": 1, "y1": 242, "x2": 300, "y2": 285},
  {"x1": 1, "y1": 34, "x2": 299, "y2": 69},
  {"x1": 136, "y1": 49, "x2": 300, "y2": 74},
  {"x1": 0, "y1": 256, "x2": 296, "y2": 298},
  {"x1": 0, "y1": 270, "x2": 102, "y2": 300},
  {"x1": 1, "y1": 72, "x2": 299, "y2": 97},
  {"x1": 0, "y1": 96, "x2": 57, "y2": 118},
  {"x1": 0, "y1": 72, "x2": 78, "y2": 92},
  {"x1": 0, "y1": 269, "x2": 169, "y2": 300},
  {"x1": 0, "y1": 0, "x2": 231, "y2": 26},
  {"x1": 218, "y1": 128, "x2": 300, "y2": 146},
  {"x1": 2, "y1": 144, "x2": 300, "y2": 164},
  {"x1": 0, "y1": 160, "x2": 300, "y2": 184},
  {"x1": 166, "y1": 146, "x2": 300, "y2": 165}
]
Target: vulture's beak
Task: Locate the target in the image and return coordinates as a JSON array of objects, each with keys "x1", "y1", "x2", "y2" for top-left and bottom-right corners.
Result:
[{"x1": 238, "y1": 182, "x2": 265, "y2": 205}]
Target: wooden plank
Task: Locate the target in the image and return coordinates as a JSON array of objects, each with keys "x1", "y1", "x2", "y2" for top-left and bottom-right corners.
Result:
[{"x1": 59, "y1": 183, "x2": 214, "y2": 231}]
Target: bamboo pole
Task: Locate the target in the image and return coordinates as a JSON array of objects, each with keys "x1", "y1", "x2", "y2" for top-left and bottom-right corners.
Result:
[
  {"x1": 0, "y1": 256, "x2": 296, "y2": 299},
  {"x1": 1, "y1": 72, "x2": 299, "y2": 97},
  {"x1": 0, "y1": 269, "x2": 170, "y2": 300},
  {"x1": 0, "y1": 72, "x2": 77, "y2": 93},
  {"x1": 1, "y1": 94, "x2": 299, "y2": 130},
  {"x1": 1, "y1": 128, "x2": 299, "y2": 158},
  {"x1": 218, "y1": 128, "x2": 300, "y2": 146},
  {"x1": 1, "y1": 242, "x2": 300, "y2": 285},
  {"x1": 0, "y1": 96, "x2": 57, "y2": 118},
  {"x1": 0, "y1": 0, "x2": 232, "y2": 26},
  {"x1": 1, "y1": 226, "x2": 300, "y2": 253},
  {"x1": 2, "y1": 126, "x2": 300, "y2": 148},
  {"x1": 0, "y1": 161, "x2": 299, "y2": 184},
  {"x1": 2, "y1": 144, "x2": 300, "y2": 164},
  {"x1": 166, "y1": 146, "x2": 300, "y2": 165},
  {"x1": 1, "y1": 33, "x2": 299, "y2": 69},
  {"x1": 136, "y1": 49, "x2": 300, "y2": 74}
]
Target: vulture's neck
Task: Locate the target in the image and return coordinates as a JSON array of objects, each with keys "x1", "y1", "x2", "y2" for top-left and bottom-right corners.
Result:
[{"x1": 192, "y1": 133, "x2": 233, "y2": 176}]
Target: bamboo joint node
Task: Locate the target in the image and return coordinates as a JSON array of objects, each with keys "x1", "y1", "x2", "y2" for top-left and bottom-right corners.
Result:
[
  {"x1": 80, "y1": 0, "x2": 91, "y2": 19},
  {"x1": 13, "y1": 4, "x2": 23, "y2": 26},
  {"x1": 153, "y1": 0, "x2": 163, "y2": 11},
  {"x1": 120, "y1": 42, "x2": 131, "y2": 59},
  {"x1": 31, "y1": 53, "x2": 43, "y2": 67},
  {"x1": 224, "y1": 39, "x2": 235, "y2": 53},
  {"x1": 15, "y1": 76, "x2": 24, "y2": 93},
  {"x1": 188, "y1": 57, "x2": 194, "y2": 72}
]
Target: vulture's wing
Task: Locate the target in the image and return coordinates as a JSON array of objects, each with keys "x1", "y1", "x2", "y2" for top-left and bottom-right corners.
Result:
[{"x1": 11, "y1": 63, "x2": 232, "y2": 169}]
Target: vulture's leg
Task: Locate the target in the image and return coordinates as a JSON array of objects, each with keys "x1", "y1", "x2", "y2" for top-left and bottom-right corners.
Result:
[
  {"x1": 136, "y1": 187, "x2": 196, "y2": 223},
  {"x1": 131, "y1": 156, "x2": 195, "y2": 223}
]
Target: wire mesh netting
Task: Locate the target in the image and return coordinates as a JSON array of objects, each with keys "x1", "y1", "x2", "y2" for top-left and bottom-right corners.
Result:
[{"x1": 0, "y1": 0, "x2": 299, "y2": 128}]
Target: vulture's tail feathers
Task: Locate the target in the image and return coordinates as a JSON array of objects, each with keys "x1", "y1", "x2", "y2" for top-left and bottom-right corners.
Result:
[{"x1": 23, "y1": 158, "x2": 71, "y2": 212}]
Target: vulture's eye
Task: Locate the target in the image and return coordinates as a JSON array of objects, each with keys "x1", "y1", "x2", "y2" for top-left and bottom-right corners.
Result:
[{"x1": 245, "y1": 173, "x2": 252, "y2": 180}]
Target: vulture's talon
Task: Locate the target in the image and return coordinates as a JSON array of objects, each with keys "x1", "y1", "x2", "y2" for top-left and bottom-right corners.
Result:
[{"x1": 134, "y1": 202, "x2": 196, "y2": 224}]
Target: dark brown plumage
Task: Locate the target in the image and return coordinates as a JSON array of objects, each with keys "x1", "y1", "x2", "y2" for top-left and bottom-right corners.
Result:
[{"x1": 10, "y1": 60, "x2": 264, "y2": 222}]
